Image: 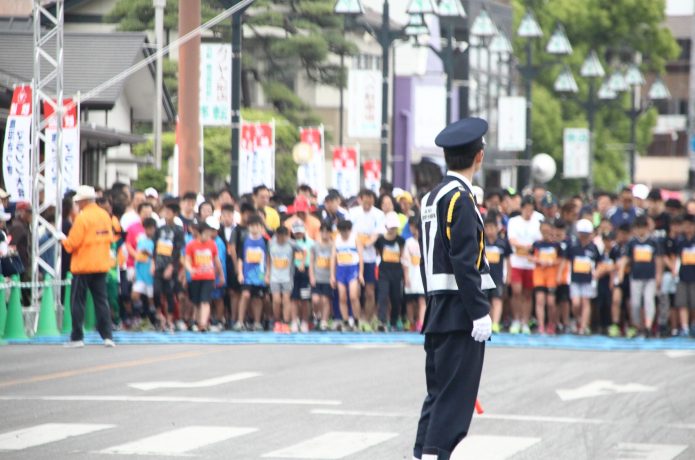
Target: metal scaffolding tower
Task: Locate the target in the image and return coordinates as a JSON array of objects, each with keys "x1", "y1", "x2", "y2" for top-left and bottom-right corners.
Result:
[{"x1": 30, "y1": 0, "x2": 64, "y2": 314}]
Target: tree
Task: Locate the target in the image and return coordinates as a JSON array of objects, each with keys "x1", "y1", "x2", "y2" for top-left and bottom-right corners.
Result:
[{"x1": 513, "y1": 0, "x2": 679, "y2": 195}]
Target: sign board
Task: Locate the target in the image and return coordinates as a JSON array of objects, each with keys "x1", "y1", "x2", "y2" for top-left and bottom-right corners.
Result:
[
  {"x1": 44, "y1": 98, "x2": 80, "y2": 204},
  {"x1": 2, "y1": 85, "x2": 32, "y2": 201},
  {"x1": 199, "y1": 43, "x2": 231, "y2": 126},
  {"x1": 298, "y1": 126, "x2": 326, "y2": 194},
  {"x1": 363, "y1": 159, "x2": 381, "y2": 193},
  {"x1": 332, "y1": 145, "x2": 360, "y2": 198},
  {"x1": 563, "y1": 128, "x2": 590, "y2": 178},
  {"x1": 498, "y1": 96, "x2": 527, "y2": 151},
  {"x1": 239, "y1": 120, "x2": 275, "y2": 194},
  {"x1": 348, "y1": 69, "x2": 381, "y2": 139}
]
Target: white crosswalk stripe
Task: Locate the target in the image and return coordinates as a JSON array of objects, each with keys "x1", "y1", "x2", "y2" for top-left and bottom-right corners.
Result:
[
  {"x1": 615, "y1": 443, "x2": 688, "y2": 460},
  {"x1": 99, "y1": 426, "x2": 257, "y2": 456},
  {"x1": 262, "y1": 431, "x2": 399, "y2": 459},
  {"x1": 451, "y1": 435, "x2": 541, "y2": 460},
  {"x1": 0, "y1": 423, "x2": 114, "y2": 451}
]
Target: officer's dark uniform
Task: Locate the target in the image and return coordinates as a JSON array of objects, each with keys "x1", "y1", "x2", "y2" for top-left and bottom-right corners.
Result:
[{"x1": 413, "y1": 118, "x2": 494, "y2": 460}]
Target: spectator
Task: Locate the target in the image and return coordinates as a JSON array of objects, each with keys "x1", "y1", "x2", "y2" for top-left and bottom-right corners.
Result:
[
  {"x1": 285, "y1": 195, "x2": 320, "y2": 241},
  {"x1": 609, "y1": 187, "x2": 643, "y2": 228},
  {"x1": 318, "y1": 191, "x2": 347, "y2": 233},
  {"x1": 253, "y1": 185, "x2": 281, "y2": 231},
  {"x1": 180, "y1": 191, "x2": 198, "y2": 234}
]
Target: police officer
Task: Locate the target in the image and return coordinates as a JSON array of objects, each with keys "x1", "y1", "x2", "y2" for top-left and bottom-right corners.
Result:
[{"x1": 413, "y1": 118, "x2": 494, "y2": 460}]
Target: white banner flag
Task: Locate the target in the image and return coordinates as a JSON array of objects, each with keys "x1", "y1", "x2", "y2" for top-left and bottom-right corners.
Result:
[
  {"x1": 563, "y1": 128, "x2": 590, "y2": 178},
  {"x1": 2, "y1": 85, "x2": 32, "y2": 201},
  {"x1": 44, "y1": 98, "x2": 80, "y2": 203},
  {"x1": 200, "y1": 43, "x2": 232, "y2": 126},
  {"x1": 348, "y1": 69, "x2": 381, "y2": 139},
  {"x1": 497, "y1": 96, "x2": 527, "y2": 151},
  {"x1": 239, "y1": 120, "x2": 275, "y2": 194},
  {"x1": 298, "y1": 126, "x2": 326, "y2": 194}
]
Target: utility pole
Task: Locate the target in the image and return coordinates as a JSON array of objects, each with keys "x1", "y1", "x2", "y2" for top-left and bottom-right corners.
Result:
[
  {"x1": 177, "y1": 0, "x2": 201, "y2": 193},
  {"x1": 153, "y1": 0, "x2": 165, "y2": 170},
  {"x1": 230, "y1": 0, "x2": 243, "y2": 197}
]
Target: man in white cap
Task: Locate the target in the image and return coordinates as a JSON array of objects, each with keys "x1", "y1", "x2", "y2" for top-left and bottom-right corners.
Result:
[{"x1": 59, "y1": 185, "x2": 115, "y2": 347}]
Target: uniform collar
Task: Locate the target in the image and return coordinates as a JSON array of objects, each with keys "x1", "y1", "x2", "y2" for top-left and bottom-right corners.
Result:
[{"x1": 446, "y1": 171, "x2": 474, "y2": 191}]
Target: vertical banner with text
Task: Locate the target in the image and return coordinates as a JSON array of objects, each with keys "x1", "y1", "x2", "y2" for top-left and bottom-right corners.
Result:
[
  {"x1": 497, "y1": 96, "x2": 527, "y2": 152},
  {"x1": 348, "y1": 69, "x2": 381, "y2": 139},
  {"x1": 298, "y1": 126, "x2": 326, "y2": 194},
  {"x1": 563, "y1": 128, "x2": 590, "y2": 178},
  {"x1": 2, "y1": 85, "x2": 32, "y2": 201},
  {"x1": 332, "y1": 145, "x2": 360, "y2": 198},
  {"x1": 239, "y1": 120, "x2": 275, "y2": 194},
  {"x1": 363, "y1": 159, "x2": 381, "y2": 193},
  {"x1": 44, "y1": 98, "x2": 80, "y2": 203},
  {"x1": 199, "y1": 43, "x2": 232, "y2": 126}
]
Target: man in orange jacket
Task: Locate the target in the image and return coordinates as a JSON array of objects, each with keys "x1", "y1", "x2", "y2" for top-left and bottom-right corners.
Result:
[{"x1": 59, "y1": 185, "x2": 115, "y2": 347}]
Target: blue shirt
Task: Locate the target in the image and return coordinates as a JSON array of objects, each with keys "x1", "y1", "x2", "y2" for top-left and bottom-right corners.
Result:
[
  {"x1": 215, "y1": 235, "x2": 227, "y2": 286},
  {"x1": 242, "y1": 235, "x2": 267, "y2": 286},
  {"x1": 677, "y1": 237, "x2": 695, "y2": 282},
  {"x1": 135, "y1": 236, "x2": 154, "y2": 285},
  {"x1": 566, "y1": 241, "x2": 600, "y2": 284},
  {"x1": 485, "y1": 236, "x2": 511, "y2": 285},
  {"x1": 626, "y1": 236, "x2": 661, "y2": 280}
]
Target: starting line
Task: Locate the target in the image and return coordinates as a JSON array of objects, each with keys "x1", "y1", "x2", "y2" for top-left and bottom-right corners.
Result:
[{"x1": 4, "y1": 331, "x2": 695, "y2": 351}]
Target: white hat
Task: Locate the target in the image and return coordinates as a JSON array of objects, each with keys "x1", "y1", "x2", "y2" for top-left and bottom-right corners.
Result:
[
  {"x1": 632, "y1": 183, "x2": 649, "y2": 200},
  {"x1": 144, "y1": 187, "x2": 159, "y2": 199},
  {"x1": 576, "y1": 219, "x2": 594, "y2": 234},
  {"x1": 73, "y1": 185, "x2": 96, "y2": 202},
  {"x1": 291, "y1": 220, "x2": 306, "y2": 234},
  {"x1": 204, "y1": 216, "x2": 220, "y2": 231},
  {"x1": 385, "y1": 211, "x2": 401, "y2": 229},
  {"x1": 471, "y1": 185, "x2": 484, "y2": 206}
]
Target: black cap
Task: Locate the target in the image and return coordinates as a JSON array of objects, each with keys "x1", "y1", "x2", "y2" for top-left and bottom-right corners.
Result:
[{"x1": 435, "y1": 117, "x2": 488, "y2": 151}]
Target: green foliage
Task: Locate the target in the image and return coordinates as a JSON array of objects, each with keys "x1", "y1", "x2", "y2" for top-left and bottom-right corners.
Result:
[
  {"x1": 513, "y1": 0, "x2": 679, "y2": 194},
  {"x1": 132, "y1": 166, "x2": 168, "y2": 192},
  {"x1": 106, "y1": 0, "x2": 224, "y2": 33}
]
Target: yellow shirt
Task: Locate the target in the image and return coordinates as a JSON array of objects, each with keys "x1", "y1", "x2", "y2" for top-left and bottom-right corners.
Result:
[{"x1": 264, "y1": 206, "x2": 280, "y2": 231}]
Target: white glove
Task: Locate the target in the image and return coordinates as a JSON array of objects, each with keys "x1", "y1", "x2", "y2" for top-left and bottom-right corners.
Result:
[
  {"x1": 56, "y1": 232, "x2": 67, "y2": 241},
  {"x1": 471, "y1": 314, "x2": 492, "y2": 342}
]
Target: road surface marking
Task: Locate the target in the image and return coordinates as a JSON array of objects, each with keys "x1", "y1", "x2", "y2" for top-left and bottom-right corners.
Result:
[
  {"x1": 100, "y1": 426, "x2": 256, "y2": 456},
  {"x1": 556, "y1": 380, "x2": 657, "y2": 401},
  {"x1": 311, "y1": 409, "x2": 411, "y2": 417},
  {"x1": 129, "y1": 372, "x2": 261, "y2": 391},
  {"x1": 451, "y1": 435, "x2": 541, "y2": 460},
  {"x1": 615, "y1": 443, "x2": 688, "y2": 460},
  {"x1": 476, "y1": 413, "x2": 607, "y2": 424},
  {"x1": 0, "y1": 423, "x2": 113, "y2": 451},
  {"x1": 0, "y1": 395, "x2": 341, "y2": 406},
  {"x1": 0, "y1": 351, "x2": 205, "y2": 389},
  {"x1": 664, "y1": 350, "x2": 695, "y2": 358},
  {"x1": 262, "y1": 431, "x2": 398, "y2": 459}
]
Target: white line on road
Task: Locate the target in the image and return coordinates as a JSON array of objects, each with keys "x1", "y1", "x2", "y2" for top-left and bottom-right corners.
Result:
[
  {"x1": 556, "y1": 380, "x2": 657, "y2": 401},
  {"x1": 262, "y1": 431, "x2": 398, "y2": 459},
  {"x1": 451, "y1": 435, "x2": 541, "y2": 460},
  {"x1": 615, "y1": 443, "x2": 688, "y2": 460},
  {"x1": 311, "y1": 409, "x2": 411, "y2": 417},
  {"x1": 664, "y1": 350, "x2": 695, "y2": 358},
  {"x1": 99, "y1": 426, "x2": 257, "y2": 456},
  {"x1": 0, "y1": 423, "x2": 114, "y2": 451},
  {"x1": 128, "y1": 372, "x2": 261, "y2": 391},
  {"x1": 0, "y1": 395, "x2": 341, "y2": 406}
]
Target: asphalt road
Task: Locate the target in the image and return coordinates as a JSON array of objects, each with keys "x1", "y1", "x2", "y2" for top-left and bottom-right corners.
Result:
[{"x1": 0, "y1": 343, "x2": 694, "y2": 459}]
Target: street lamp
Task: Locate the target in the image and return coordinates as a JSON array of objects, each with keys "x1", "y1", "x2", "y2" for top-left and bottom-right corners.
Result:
[
  {"x1": 490, "y1": 30, "x2": 513, "y2": 96},
  {"x1": 470, "y1": 8, "x2": 497, "y2": 120},
  {"x1": 334, "y1": 0, "x2": 364, "y2": 146},
  {"x1": 516, "y1": 12, "x2": 573, "y2": 189},
  {"x1": 334, "y1": 0, "x2": 433, "y2": 180}
]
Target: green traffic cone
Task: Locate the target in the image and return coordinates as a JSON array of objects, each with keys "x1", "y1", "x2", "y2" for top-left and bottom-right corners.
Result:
[
  {"x1": 61, "y1": 273, "x2": 73, "y2": 334},
  {"x1": 0, "y1": 283, "x2": 7, "y2": 339},
  {"x1": 84, "y1": 289, "x2": 96, "y2": 331},
  {"x1": 4, "y1": 275, "x2": 27, "y2": 339},
  {"x1": 36, "y1": 275, "x2": 60, "y2": 337}
]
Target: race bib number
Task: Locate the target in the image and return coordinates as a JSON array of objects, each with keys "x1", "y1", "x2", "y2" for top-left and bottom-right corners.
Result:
[
  {"x1": 358, "y1": 233, "x2": 371, "y2": 247},
  {"x1": 382, "y1": 247, "x2": 401, "y2": 263},
  {"x1": 295, "y1": 250, "x2": 306, "y2": 263},
  {"x1": 246, "y1": 248, "x2": 264, "y2": 264},
  {"x1": 273, "y1": 257, "x2": 290, "y2": 270},
  {"x1": 539, "y1": 247, "x2": 557, "y2": 264},
  {"x1": 517, "y1": 246, "x2": 529, "y2": 256},
  {"x1": 316, "y1": 256, "x2": 331, "y2": 269},
  {"x1": 194, "y1": 251, "x2": 212, "y2": 267},
  {"x1": 486, "y1": 248, "x2": 500, "y2": 264},
  {"x1": 683, "y1": 248, "x2": 695, "y2": 265},
  {"x1": 411, "y1": 255, "x2": 421, "y2": 266},
  {"x1": 156, "y1": 240, "x2": 173, "y2": 257},
  {"x1": 573, "y1": 257, "x2": 592, "y2": 274},
  {"x1": 634, "y1": 245, "x2": 653, "y2": 263},
  {"x1": 337, "y1": 251, "x2": 355, "y2": 266},
  {"x1": 135, "y1": 251, "x2": 149, "y2": 263}
]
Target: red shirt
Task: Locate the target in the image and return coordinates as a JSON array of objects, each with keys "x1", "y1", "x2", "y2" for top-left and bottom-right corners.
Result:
[
  {"x1": 186, "y1": 239, "x2": 218, "y2": 281},
  {"x1": 125, "y1": 222, "x2": 144, "y2": 268}
]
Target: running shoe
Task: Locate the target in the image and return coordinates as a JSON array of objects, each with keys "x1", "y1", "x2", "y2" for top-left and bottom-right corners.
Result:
[
  {"x1": 509, "y1": 321, "x2": 521, "y2": 334},
  {"x1": 608, "y1": 324, "x2": 621, "y2": 338},
  {"x1": 395, "y1": 319, "x2": 404, "y2": 331},
  {"x1": 273, "y1": 322, "x2": 282, "y2": 333},
  {"x1": 232, "y1": 321, "x2": 245, "y2": 332},
  {"x1": 64, "y1": 340, "x2": 84, "y2": 348},
  {"x1": 626, "y1": 326, "x2": 638, "y2": 339},
  {"x1": 319, "y1": 320, "x2": 328, "y2": 332},
  {"x1": 253, "y1": 322, "x2": 264, "y2": 332},
  {"x1": 491, "y1": 322, "x2": 501, "y2": 334},
  {"x1": 546, "y1": 323, "x2": 556, "y2": 336},
  {"x1": 103, "y1": 339, "x2": 116, "y2": 348},
  {"x1": 361, "y1": 321, "x2": 373, "y2": 333},
  {"x1": 537, "y1": 325, "x2": 545, "y2": 335},
  {"x1": 300, "y1": 321, "x2": 309, "y2": 333},
  {"x1": 521, "y1": 323, "x2": 531, "y2": 335},
  {"x1": 290, "y1": 321, "x2": 299, "y2": 333}
]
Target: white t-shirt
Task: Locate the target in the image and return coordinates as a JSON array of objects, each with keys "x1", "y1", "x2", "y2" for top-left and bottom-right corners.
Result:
[
  {"x1": 349, "y1": 205, "x2": 384, "y2": 264},
  {"x1": 507, "y1": 214, "x2": 542, "y2": 270},
  {"x1": 120, "y1": 210, "x2": 140, "y2": 233},
  {"x1": 404, "y1": 237, "x2": 424, "y2": 295}
]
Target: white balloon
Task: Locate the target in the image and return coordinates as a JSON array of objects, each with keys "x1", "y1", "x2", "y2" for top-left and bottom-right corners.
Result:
[{"x1": 531, "y1": 153, "x2": 557, "y2": 183}]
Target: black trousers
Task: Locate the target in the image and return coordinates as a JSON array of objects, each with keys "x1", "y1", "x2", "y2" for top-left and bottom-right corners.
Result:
[
  {"x1": 70, "y1": 273, "x2": 113, "y2": 341},
  {"x1": 414, "y1": 331, "x2": 485, "y2": 460},
  {"x1": 377, "y1": 269, "x2": 403, "y2": 326}
]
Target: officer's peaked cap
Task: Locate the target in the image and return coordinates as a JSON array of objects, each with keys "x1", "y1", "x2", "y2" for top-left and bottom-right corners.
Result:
[{"x1": 435, "y1": 117, "x2": 488, "y2": 151}]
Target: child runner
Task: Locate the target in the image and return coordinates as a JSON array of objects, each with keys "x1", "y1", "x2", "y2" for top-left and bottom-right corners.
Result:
[
  {"x1": 184, "y1": 218, "x2": 225, "y2": 332},
  {"x1": 374, "y1": 212, "x2": 408, "y2": 331},
  {"x1": 563, "y1": 219, "x2": 600, "y2": 335},
  {"x1": 673, "y1": 214, "x2": 695, "y2": 337},
  {"x1": 608, "y1": 223, "x2": 631, "y2": 337},
  {"x1": 532, "y1": 220, "x2": 563, "y2": 334},
  {"x1": 403, "y1": 217, "x2": 426, "y2": 332},
  {"x1": 235, "y1": 215, "x2": 269, "y2": 331},
  {"x1": 291, "y1": 220, "x2": 314, "y2": 333},
  {"x1": 132, "y1": 217, "x2": 159, "y2": 329},
  {"x1": 267, "y1": 226, "x2": 295, "y2": 333},
  {"x1": 331, "y1": 219, "x2": 363, "y2": 331},
  {"x1": 228, "y1": 202, "x2": 256, "y2": 327},
  {"x1": 208, "y1": 217, "x2": 227, "y2": 332},
  {"x1": 620, "y1": 215, "x2": 663, "y2": 337},
  {"x1": 152, "y1": 200, "x2": 185, "y2": 333},
  {"x1": 484, "y1": 215, "x2": 510, "y2": 333},
  {"x1": 310, "y1": 223, "x2": 335, "y2": 331}
]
